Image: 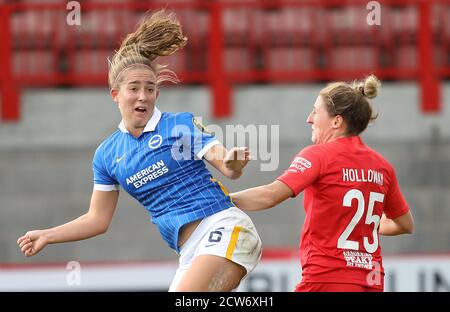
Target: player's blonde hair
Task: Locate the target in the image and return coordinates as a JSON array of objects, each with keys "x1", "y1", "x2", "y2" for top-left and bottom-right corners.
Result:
[
  {"x1": 320, "y1": 74, "x2": 381, "y2": 135},
  {"x1": 108, "y1": 9, "x2": 188, "y2": 89}
]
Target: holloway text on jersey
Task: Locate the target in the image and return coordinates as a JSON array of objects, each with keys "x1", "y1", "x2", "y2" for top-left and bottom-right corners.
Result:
[
  {"x1": 342, "y1": 168, "x2": 383, "y2": 186},
  {"x1": 126, "y1": 160, "x2": 169, "y2": 188}
]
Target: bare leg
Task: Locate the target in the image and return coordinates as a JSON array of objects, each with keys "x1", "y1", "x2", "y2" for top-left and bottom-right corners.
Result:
[{"x1": 175, "y1": 254, "x2": 246, "y2": 291}]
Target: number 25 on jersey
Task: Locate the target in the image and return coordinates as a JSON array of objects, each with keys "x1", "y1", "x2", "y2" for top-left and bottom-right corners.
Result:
[{"x1": 337, "y1": 189, "x2": 384, "y2": 254}]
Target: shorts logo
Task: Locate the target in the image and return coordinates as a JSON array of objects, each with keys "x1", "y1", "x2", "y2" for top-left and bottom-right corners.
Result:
[
  {"x1": 205, "y1": 227, "x2": 224, "y2": 247},
  {"x1": 289, "y1": 157, "x2": 312, "y2": 173},
  {"x1": 148, "y1": 135, "x2": 163, "y2": 149}
]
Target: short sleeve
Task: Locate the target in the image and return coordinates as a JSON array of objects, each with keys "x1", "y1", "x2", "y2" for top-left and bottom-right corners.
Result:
[
  {"x1": 276, "y1": 145, "x2": 322, "y2": 197},
  {"x1": 383, "y1": 168, "x2": 409, "y2": 219},
  {"x1": 92, "y1": 144, "x2": 119, "y2": 191}
]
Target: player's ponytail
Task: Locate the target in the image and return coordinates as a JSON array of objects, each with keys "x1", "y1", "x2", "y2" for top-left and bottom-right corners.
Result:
[
  {"x1": 353, "y1": 74, "x2": 381, "y2": 100},
  {"x1": 108, "y1": 10, "x2": 188, "y2": 88}
]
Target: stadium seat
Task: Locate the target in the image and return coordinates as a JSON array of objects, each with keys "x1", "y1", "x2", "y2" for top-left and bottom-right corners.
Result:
[
  {"x1": 73, "y1": 10, "x2": 138, "y2": 49},
  {"x1": 328, "y1": 46, "x2": 378, "y2": 71},
  {"x1": 223, "y1": 7, "x2": 264, "y2": 46},
  {"x1": 224, "y1": 47, "x2": 255, "y2": 73},
  {"x1": 388, "y1": 5, "x2": 418, "y2": 46},
  {"x1": 156, "y1": 49, "x2": 188, "y2": 75},
  {"x1": 265, "y1": 47, "x2": 315, "y2": 72},
  {"x1": 11, "y1": 11, "x2": 63, "y2": 48},
  {"x1": 171, "y1": 8, "x2": 209, "y2": 41},
  {"x1": 325, "y1": 6, "x2": 381, "y2": 45},
  {"x1": 396, "y1": 45, "x2": 417, "y2": 70},
  {"x1": 13, "y1": 50, "x2": 56, "y2": 76},
  {"x1": 262, "y1": 7, "x2": 319, "y2": 46},
  {"x1": 21, "y1": 0, "x2": 65, "y2": 3},
  {"x1": 72, "y1": 49, "x2": 112, "y2": 76}
]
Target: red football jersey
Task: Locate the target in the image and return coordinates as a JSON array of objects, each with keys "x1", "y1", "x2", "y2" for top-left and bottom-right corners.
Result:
[{"x1": 277, "y1": 136, "x2": 409, "y2": 288}]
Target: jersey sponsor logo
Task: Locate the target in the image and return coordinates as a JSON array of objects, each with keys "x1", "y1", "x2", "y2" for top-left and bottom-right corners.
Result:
[
  {"x1": 192, "y1": 117, "x2": 214, "y2": 135},
  {"x1": 343, "y1": 250, "x2": 374, "y2": 270},
  {"x1": 126, "y1": 160, "x2": 169, "y2": 188},
  {"x1": 288, "y1": 156, "x2": 312, "y2": 173},
  {"x1": 148, "y1": 134, "x2": 163, "y2": 149}
]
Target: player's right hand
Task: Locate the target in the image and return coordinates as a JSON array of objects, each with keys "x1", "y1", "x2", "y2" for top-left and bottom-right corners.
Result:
[{"x1": 17, "y1": 230, "x2": 47, "y2": 257}]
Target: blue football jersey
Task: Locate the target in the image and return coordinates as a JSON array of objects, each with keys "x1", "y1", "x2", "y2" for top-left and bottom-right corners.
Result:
[{"x1": 92, "y1": 108, "x2": 234, "y2": 252}]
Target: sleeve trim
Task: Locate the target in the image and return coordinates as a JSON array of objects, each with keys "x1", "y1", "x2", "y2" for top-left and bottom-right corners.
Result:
[
  {"x1": 197, "y1": 140, "x2": 220, "y2": 159},
  {"x1": 94, "y1": 184, "x2": 120, "y2": 192}
]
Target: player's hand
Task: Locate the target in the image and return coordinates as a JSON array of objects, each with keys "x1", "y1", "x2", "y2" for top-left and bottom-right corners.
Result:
[
  {"x1": 224, "y1": 147, "x2": 251, "y2": 173},
  {"x1": 17, "y1": 230, "x2": 48, "y2": 257}
]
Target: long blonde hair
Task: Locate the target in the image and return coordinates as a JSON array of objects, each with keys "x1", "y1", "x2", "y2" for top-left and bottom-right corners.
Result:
[{"x1": 108, "y1": 10, "x2": 188, "y2": 89}]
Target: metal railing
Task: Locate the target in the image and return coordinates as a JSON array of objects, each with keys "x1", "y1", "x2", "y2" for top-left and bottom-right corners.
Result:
[{"x1": 0, "y1": 0, "x2": 446, "y2": 120}]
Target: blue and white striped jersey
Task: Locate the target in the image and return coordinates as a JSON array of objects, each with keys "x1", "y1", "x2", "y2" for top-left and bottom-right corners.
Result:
[{"x1": 92, "y1": 108, "x2": 234, "y2": 252}]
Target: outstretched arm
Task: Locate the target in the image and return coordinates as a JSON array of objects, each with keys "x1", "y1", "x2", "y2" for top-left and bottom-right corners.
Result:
[
  {"x1": 17, "y1": 190, "x2": 119, "y2": 257},
  {"x1": 379, "y1": 211, "x2": 414, "y2": 236},
  {"x1": 230, "y1": 180, "x2": 293, "y2": 211},
  {"x1": 204, "y1": 144, "x2": 250, "y2": 180}
]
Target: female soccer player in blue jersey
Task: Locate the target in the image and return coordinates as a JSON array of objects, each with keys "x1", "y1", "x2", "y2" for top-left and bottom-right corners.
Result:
[{"x1": 17, "y1": 10, "x2": 261, "y2": 292}]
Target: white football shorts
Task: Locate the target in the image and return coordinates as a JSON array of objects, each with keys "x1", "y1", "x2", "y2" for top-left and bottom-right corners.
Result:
[{"x1": 169, "y1": 207, "x2": 262, "y2": 291}]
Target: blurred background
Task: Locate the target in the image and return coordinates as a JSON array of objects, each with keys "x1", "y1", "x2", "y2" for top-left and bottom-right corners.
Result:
[{"x1": 0, "y1": 0, "x2": 449, "y2": 291}]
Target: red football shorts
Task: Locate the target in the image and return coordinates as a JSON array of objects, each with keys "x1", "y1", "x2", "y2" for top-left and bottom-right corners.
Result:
[{"x1": 295, "y1": 282, "x2": 383, "y2": 292}]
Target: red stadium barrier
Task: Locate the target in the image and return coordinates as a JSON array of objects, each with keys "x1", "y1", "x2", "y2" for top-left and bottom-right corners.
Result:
[{"x1": 0, "y1": 0, "x2": 446, "y2": 121}]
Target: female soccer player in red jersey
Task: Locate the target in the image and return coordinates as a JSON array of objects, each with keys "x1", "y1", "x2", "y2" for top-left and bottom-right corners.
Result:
[{"x1": 231, "y1": 75, "x2": 414, "y2": 292}]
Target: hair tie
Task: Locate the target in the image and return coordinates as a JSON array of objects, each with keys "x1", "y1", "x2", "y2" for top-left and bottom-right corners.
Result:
[{"x1": 359, "y1": 86, "x2": 365, "y2": 96}]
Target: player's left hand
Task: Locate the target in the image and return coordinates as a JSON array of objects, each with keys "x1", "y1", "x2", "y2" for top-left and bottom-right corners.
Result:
[{"x1": 224, "y1": 147, "x2": 251, "y2": 173}]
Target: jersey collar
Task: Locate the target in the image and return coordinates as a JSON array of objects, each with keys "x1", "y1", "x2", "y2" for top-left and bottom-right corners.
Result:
[{"x1": 118, "y1": 107, "x2": 162, "y2": 133}]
